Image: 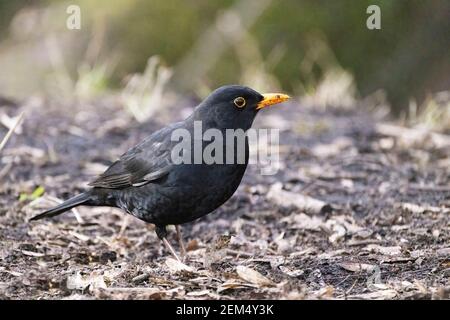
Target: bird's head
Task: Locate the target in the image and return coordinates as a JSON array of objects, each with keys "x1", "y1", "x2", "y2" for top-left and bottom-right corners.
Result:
[{"x1": 193, "y1": 85, "x2": 290, "y2": 130}]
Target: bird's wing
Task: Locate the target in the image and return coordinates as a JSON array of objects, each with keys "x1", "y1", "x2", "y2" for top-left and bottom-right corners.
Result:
[{"x1": 89, "y1": 126, "x2": 176, "y2": 189}]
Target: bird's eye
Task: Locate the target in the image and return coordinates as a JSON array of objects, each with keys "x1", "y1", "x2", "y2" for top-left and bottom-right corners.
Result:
[{"x1": 233, "y1": 97, "x2": 246, "y2": 108}]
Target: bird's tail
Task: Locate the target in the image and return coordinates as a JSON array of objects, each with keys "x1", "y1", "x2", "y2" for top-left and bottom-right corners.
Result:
[{"x1": 29, "y1": 192, "x2": 91, "y2": 221}]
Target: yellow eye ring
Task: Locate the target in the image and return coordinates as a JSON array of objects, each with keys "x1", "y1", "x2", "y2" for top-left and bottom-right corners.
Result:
[{"x1": 234, "y1": 97, "x2": 246, "y2": 108}]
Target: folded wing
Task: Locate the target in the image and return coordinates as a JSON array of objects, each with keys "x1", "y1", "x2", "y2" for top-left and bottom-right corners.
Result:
[{"x1": 89, "y1": 126, "x2": 176, "y2": 189}]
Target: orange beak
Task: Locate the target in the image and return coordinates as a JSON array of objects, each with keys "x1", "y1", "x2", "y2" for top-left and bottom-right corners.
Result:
[{"x1": 256, "y1": 93, "x2": 290, "y2": 110}]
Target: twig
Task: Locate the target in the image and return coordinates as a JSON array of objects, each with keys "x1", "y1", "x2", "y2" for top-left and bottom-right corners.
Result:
[
  {"x1": 226, "y1": 249, "x2": 254, "y2": 258},
  {"x1": 335, "y1": 274, "x2": 351, "y2": 287},
  {"x1": 345, "y1": 279, "x2": 358, "y2": 296},
  {"x1": 0, "y1": 111, "x2": 24, "y2": 154},
  {"x1": 132, "y1": 273, "x2": 150, "y2": 284},
  {"x1": 267, "y1": 183, "x2": 333, "y2": 215}
]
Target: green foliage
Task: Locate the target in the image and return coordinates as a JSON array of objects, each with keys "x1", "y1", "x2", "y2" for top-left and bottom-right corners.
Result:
[
  {"x1": 19, "y1": 186, "x2": 45, "y2": 202},
  {"x1": 0, "y1": 0, "x2": 448, "y2": 114}
]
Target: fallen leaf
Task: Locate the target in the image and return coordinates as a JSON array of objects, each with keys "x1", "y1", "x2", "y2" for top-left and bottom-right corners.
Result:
[
  {"x1": 21, "y1": 250, "x2": 45, "y2": 257},
  {"x1": 317, "y1": 249, "x2": 347, "y2": 260},
  {"x1": 399, "y1": 202, "x2": 447, "y2": 214},
  {"x1": 165, "y1": 257, "x2": 195, "y2": 274},
  {"x1": 236, "y1": 266, "x2": 274, "y2": 287},
  {"x1": 338, "y1": 262, "x2": 376, "y2": 272},
  {"x1": 68, "y1": 231, "x2": 90, "y2": 242},
  {"x1": 281, "y1": 213, "x2": 324, "y2": 230},
  {"x1": 268, "y1": 183, "x2": 332, "y2": 215},
  {"x1": 315, "y1": 286, "x2": 335, "y2": 298},
  {"x1": 217, "y1": 281, "x2": 258, "y2": 293},
  {"x1": 348, "y1": 289, "x2": 397, "y2": 300},
  {"x1": 186, "y1": 290, "x2": 212, "y2": 297},
  {"x1": 0, "y1": 267, "x2": 23, "y2": 277},
  {"x1": 186, "y1": 239, "x2": 199, "y2": 251},
  {"x1": 365, "y1": 245, "x2": 402, "y2": 256},
  {"x1": 325, "y1": 215, "x2": 366, "y2": 243},
  {"x1": 279, "y1": 265, "x2": 304, "y2": 277},
  {"x1": 436, "y1": 247, "x2": 450, "y2": 257},
  {"x1": 370, "y1": 283, "x2": 390, "y2": 290},
  {"x1": 94, "y1": 287, "x2": 166, "y2": 299},
  {"x1": 328, "y1": 222, "x2": 346, "y2": 243},
  {"x1": 67, "y1": 271, "x2": 107, "y2": 290}
]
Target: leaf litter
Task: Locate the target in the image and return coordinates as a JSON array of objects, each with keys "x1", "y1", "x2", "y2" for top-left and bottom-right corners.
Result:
[{"x1": 0, "y1": 96, "x2": 449, "y2": 299}]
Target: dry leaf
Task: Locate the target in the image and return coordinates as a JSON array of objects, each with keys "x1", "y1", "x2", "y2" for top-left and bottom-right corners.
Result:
[
  {"x1": 317, "y1": 249, "x2": 347, "y2": 260},
  {"x1": 370, "y1": 283, "x2": 390, "y2": 290},
  {"x1": 68, "y1": 231, "x2": 90, "y2": 242},
  {"x1": 328, "y1": 223, "x2": 346, "y2": 243},
  {"x1": 217, "y1": 281, "x2": 257, "y2": 293},
  {"x1": 186, "y1": 239, "x2": 199, "y2": 251},
  {"x1": 186, "y1": 290, "x2": 212, "y2": 297},
  {"x1": 326, "y1": 215, "x2": 365, "y2": 243},
  {"x1": 279, "y1": 265, "x2": 304, "y2": 277},
  {"x1": 315, "y1": 286, "x2": 335, "y2": 298},
  {"x1": 366, "y1": 245, "x2": 402, "y2": 256},
  {"x1": 399, "y1": 202, "x2": 447, "y2": 214},
  {"x1": 339, "y1": 262, "x2": 376, "y2": 272},
  {"x1": 21, "y1": 250, "x2": 45, "y2": 257},
  {"x1": 436, "y1": 247, "x2": 450, "y2": 257},
  {"x1": 236, "y1": 266, "x2": 274, "y2": 287},
  {"x1": 282, "y1": 213, "x2": 324, "y2": 230},
  {"x1": 0, "y1": 267, "x2": 23, "y2": 277},
  {"x1": 203, "y1": 235, "x2": 231, "y2": 268},
  {"x1": 165, "y1": 257, "x2": 195, "y2": 274},
  {"x1": 268, "y1": 183, "x2": 332, "y2": 215},
  {"x1": 348, "y1": 289, "x2": 397, "y2": 300},
  {"x1": 67, "y1": 271, "x2": 107, "y2": 290}
]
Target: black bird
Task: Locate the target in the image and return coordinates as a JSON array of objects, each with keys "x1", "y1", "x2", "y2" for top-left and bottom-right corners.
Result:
[{"x1": 30, "y1": 85, "x2": 289, "y2": 260}]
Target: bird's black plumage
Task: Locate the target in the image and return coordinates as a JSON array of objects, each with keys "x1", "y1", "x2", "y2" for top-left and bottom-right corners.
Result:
[{"x1": 30, "y1": 85, "x2": 289, "y2": 255}]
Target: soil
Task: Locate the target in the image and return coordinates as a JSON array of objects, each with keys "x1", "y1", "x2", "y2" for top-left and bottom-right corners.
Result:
[{"x1": 0, "y1": 96, "x2": 449, "y2": 300}]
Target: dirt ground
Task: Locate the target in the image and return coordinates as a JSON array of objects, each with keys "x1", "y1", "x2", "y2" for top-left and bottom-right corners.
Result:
[{"x1": 0, "y1": 95, "x2": 449, "y2": 300}]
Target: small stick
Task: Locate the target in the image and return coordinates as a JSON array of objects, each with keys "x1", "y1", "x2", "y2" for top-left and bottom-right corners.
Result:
[
  {"x1": 132, "y1": 273, "x2": 150, "y2": 284},
  {"x1": 345, "y1": 279, "x2": 359, "y2": 296},
  {"x1": 0, "y1": 111, "x2": 24, "y2": 154},
  {"x1": 226, "y1": 249, "x2": 253, "y2": 258}
]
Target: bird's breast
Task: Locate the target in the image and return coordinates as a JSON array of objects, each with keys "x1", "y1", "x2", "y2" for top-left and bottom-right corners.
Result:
[{"x1": 133, "y1": 162, "x2": 247, "y2": 225}]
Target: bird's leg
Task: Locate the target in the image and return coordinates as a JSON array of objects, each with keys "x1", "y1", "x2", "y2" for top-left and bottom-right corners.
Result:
[
  {"x1": 175, "y1": 225, "x2": 187, "y2": 259},
  {"x1": 162, "y1": 237, "x2": 182, "y2": 262},
  {"x1": 155, "y1": 225, "x2": 181, "y2": 262},
  {"x1": 117, "y1": 215, "x2": 130, "y2": 238}
]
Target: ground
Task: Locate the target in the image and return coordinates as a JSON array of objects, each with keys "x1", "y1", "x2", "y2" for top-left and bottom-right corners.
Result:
[{"x1": 0, "y1": 96, "x2": 449, "y2": 300}]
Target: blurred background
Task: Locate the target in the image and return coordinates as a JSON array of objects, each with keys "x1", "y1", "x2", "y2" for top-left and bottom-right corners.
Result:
[{"x1": 0, "y1": 0, "x2": 449, "y2": 128}]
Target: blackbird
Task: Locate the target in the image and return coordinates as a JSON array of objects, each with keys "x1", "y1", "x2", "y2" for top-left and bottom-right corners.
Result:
[{"x1": 30, "y1": 85, "x2": 289, "y2": 260}]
